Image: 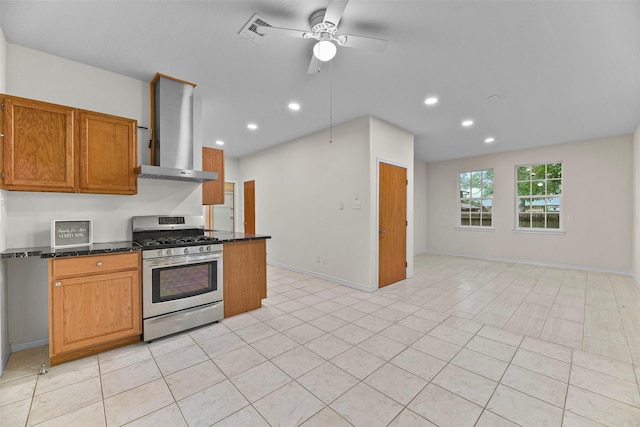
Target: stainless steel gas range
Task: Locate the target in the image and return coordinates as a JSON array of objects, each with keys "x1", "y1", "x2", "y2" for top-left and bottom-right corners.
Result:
[{"x1": 132, "y1": 215, "x2": 223, "y2": 342}]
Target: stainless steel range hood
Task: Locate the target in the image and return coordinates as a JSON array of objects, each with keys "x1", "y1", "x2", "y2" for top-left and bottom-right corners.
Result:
[{"x1": 137, "y1": 74, "x2": 218, "y2": 183}]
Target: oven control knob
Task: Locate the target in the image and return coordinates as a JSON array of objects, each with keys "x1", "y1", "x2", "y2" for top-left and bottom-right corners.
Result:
[
  {"x1": 206, "y1": 246, "x2": 211, "y2": 252},
  {"x1": 199, "y1": 247, "x2": 204, "y2": 253},
  {"x1": 184, "y1": 248, "x2": 189, "y2": 254},
  {"x1": 167, "y1": 249, "x2": 172, "y2": 256},
  {"x1": 158, "y1": 250, "x2": 163, "y2": 256}
]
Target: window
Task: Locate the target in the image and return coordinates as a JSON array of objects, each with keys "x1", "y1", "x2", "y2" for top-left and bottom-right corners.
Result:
[
  {"x1": 459, "y1": 169, "x2": 493, "y2": 227},
  {"x1": 516, "y1": 162, "x2": 562, "y2": 230}
]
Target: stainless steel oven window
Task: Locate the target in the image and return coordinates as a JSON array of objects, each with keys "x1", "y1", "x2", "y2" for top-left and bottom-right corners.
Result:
[{"x1": 152, "y1": 261, "x2": 218, "y2": 303}]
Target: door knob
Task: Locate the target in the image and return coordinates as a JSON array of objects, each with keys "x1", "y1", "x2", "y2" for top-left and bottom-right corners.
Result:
[{"x1": 379, "y1": 229, "x2": 385, "y2": 234}]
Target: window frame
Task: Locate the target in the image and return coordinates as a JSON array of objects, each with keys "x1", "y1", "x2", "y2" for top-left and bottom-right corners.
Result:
[
  {"x1": 514, "y1": 162, "x2": 563, "y2": 232},
  {"x1": 457, "y1": 168, "x2": 494, "y2": 229}
]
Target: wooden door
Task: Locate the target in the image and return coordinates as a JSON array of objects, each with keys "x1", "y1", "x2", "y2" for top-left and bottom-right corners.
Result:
[
  {"x1": 378, "y1": 162, "x2": 407, "y2": 287},
  {"x1": 202, "y1": 147, "x2": 225, "y2": 205},
  {"x1": 2, "y1": 96, "x2": 75, "y2": 192},
  {"x1": 244, "y1": 180, "x2": 256, "y2": 234},
  {"x1": 49, "y1": 269, "x2": 141, "y2": 356},
  {"x1": 78, "y1": 111, "x2": 137, "y2": 195}
]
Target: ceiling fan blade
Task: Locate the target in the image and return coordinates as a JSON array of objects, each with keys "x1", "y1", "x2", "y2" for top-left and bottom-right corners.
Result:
[
  {"x1": 323, "y1": 0, "x2": 348, "y2": 26},
  {"x1": 307, "y1": 54, "x2": 322, "y2": 74},
  {"x1": 339, "y1": 34, "x2": 388, "y2": 52},
  {"x1": 255, "y1": 25, "x2": 308, "y2": 39}
]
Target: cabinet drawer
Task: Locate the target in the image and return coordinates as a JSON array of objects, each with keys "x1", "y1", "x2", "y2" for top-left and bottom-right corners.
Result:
[{"x1": 51, "y1": 252, "x2": 139, "y2": 278}]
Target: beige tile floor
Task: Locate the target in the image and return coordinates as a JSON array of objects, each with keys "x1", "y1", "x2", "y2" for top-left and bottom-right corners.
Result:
[{"x1": 2, "y1": 253, "x2": 640, "y2": 426}]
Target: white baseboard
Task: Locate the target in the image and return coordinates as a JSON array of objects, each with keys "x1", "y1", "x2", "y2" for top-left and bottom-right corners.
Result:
[
  {"x1": 423, "y1": 250, "x2": 633, "y2": 276},
  {"x1": 1, "y1": 349, "x2": 10, "y2": 375},
  {"x1": 267, "y1": 262, "x2": 378, "y2": 293},
  {"x1": 11, "y1": 337, "x2": 48, "y2": 353}
]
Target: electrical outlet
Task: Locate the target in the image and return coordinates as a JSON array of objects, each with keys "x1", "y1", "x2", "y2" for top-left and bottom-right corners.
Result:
[
  {"x1": 567, "y1": 215, "x2": 574, "y2": 222},
  {"x1": 339, "y1": 201, "x2": 344, "y2": 210}
]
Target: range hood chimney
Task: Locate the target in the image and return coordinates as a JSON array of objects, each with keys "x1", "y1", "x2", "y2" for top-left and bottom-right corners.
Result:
[{"x1": 137, "y1": 73, "x2": 218, "y2": 183}]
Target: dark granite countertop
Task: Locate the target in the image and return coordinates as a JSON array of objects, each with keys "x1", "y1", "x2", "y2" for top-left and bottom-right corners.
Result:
[
  {"x1": 205, "y1": 230, "x2": 271, "y2": 242},
  {"x1": 1, "y1": 241, "x2": 139, "y2": 259},
  {"x1": 1, "y1": 233, "x2": 270, "y2": 259}
]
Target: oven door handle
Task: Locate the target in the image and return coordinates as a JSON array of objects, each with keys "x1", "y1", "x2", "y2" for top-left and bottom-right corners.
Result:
[{"x1": 143, "y1": 253, "x2": 222, "y2": 268}]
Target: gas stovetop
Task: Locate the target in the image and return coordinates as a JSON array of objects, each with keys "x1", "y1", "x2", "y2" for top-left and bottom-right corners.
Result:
[
  {"x1": 131, "y1": 215, "x2": 221, "y2": 252},
  {"x1": 134, "y1": 235, "x2": 219, "y2": 249}
]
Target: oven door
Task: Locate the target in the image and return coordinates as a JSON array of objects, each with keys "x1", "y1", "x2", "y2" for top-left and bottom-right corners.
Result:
[{"x1": 142, "y1": 252, "x2": 223, "y2": 319}]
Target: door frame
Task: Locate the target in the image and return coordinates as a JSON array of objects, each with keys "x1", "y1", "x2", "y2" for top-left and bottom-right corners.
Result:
[{"x1": 375, "y1": 158, "x2": 409, "y2": 287}]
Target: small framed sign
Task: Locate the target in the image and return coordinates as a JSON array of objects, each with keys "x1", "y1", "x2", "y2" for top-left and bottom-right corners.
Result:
[{"x1": 51, "y1": 220, "x2": 93, "y2": 248}]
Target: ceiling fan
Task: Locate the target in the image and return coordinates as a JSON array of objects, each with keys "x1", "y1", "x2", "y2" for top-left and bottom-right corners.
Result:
[{"x1": 256, "y1": 0, "x2": 388, "y2": 74}]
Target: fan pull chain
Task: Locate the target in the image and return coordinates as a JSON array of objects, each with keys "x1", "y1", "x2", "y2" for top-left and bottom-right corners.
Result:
[{"x1": 329, "y1": 59, "x2": 333, "y2": 143}]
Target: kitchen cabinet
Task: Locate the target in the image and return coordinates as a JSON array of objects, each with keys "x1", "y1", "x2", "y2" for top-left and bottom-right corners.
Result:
[
  {"x1": 223, "y1": 239, "x2": 266, "y2": 317},
  {"x1": 1, "y1": 96, "x2": 76, "y2": 192},
  {"x1": 202, "y1": 146, "x2": 224, "y2": 205},
  {"x1": 48, "y1": 252, "x2": 141, "y2": 365},
  {"x1": 78, "y1": 110, "x2": 137, "y2": 194},
  {"x1": 1, "y1": 95, "x2": 138, "y2": 195}
]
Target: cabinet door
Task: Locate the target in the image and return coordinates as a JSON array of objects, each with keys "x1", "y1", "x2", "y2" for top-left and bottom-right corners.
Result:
[
  {"x1": 2, "y1": 97, "x2": 75, "y2": 192},
  {"x1": 223, "y1": 239, "x2": 266, "y2": 317},
  {"x1": 78, "y1": 111, "x2": 137, "y2": 195},
  {"x1": 202, "y1": 147, "x2": 224, "y2": 205},
  {"x1": 50, "y1": 270, "x2": 141, "y2": 356}
]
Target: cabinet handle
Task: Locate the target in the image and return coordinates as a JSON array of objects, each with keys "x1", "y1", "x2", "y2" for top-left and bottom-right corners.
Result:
[
  {"x1": 96, "y1": 261, "x2": 103, "y2": 266},
  {"x1": 54, "y1": 281, "x2": 62, "y2": 287}
]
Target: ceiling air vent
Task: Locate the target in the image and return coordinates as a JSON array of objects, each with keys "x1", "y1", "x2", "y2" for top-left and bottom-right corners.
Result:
[{"x1": 238, "y1": 13, "x2": 272, "y2": 44}]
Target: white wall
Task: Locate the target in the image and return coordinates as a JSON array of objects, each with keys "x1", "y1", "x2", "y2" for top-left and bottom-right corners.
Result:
[
  {"x1": 414, "y1": 160, "x2": 428, "y2": 255},
  {"x1": 4, "y1": 44, "x2": 204, "y2": 349},
  {"x1": 369, "y1": 117, "x2": 415, "y2": 280},
  {"x1": 633, "y1": 124, "x2": 640, "y2": 282},
  {"x1": 426, "y1": 135, "x2": 633, "y2": 272},
  {"x1": 238, "y1": 117, "x2": 373, "y2": 289},
  {"x1": 235, "y1": 116, "x2": 415, "y2": 290},
  {"x1": 0, "y1": 23, "x2": 9, "y2": 374},
  {"x1": 5, "y1": 45, "x2": 204, "y2": 245}
]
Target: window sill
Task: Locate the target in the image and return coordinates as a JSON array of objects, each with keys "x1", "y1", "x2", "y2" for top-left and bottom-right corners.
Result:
[
  {"x1": 512, "y1": 229, "x2": 566, "y2": 236},
  {"x1": 455, "y1": 226, "x2": 495, "y2": 232}
]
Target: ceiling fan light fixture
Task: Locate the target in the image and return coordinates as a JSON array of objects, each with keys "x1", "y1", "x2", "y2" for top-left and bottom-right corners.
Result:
[{"x1": 313, "y1": 40, "x2": 337, "y2": 62}]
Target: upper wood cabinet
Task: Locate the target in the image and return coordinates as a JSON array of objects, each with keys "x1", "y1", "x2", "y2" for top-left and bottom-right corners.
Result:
[
  {"x1": 2, "y1": 96, "x2": 76, "y2": 192},
  {"x1": 202, "y1": 146, "x2": 224, "y2": 205},
  {"x1": 78, "y1": 110, "x2": 137, "y2": 195},
  {"x1": 1, "y1": 95, "x2": 138, "y2": 195}
]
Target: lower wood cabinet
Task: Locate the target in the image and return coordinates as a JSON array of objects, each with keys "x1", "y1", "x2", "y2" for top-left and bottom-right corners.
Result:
[
  {"x1": 49, "y1": 252, "x2": 141, "y2": 365},
  {"x1": 223, "y1": 239, "x2": 267, "y2": 318}
]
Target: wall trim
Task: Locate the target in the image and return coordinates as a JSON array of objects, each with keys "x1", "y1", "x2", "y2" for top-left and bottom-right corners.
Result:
[
  {"x1": 11, "y1": 337, "x2": 48, "y2": 353},
  {"x1": 267, "y1": 261, "x2": 378, "y2": 293},
  {"x1": 1, "y1": 349, "x2": 9, "y2": 375},
  {"x1": 424, "y1": 250, "x2": 633, "y2": 276}
]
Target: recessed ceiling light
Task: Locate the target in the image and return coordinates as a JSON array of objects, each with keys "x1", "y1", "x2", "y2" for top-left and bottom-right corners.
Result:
[
  {"x1": 462, "y1": 119, "x2": 474, "y2": 127},
  {"x1": 424, "y1": 97, "x2": 438, "y2": 106},
  {"x1": 288, "y1": 102, "x2": 301, "y2": 111},
  {"x1": 215, "y1": 140, "x2": 224, "y2": 146},
  {"x1": 247, "y1": 123, "x2": 258, "y2": 130},
  {"x1": 487, "y1": 94, "x2": 500, "y2": 102},
  {"x1": 484, "y1": 137, "x2": 495, "y2": 144}
]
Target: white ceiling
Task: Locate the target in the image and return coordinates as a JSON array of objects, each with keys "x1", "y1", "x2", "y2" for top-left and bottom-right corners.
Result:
[{"x1": 1, "y1": 1, "x2": 639, "y2": 162}]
